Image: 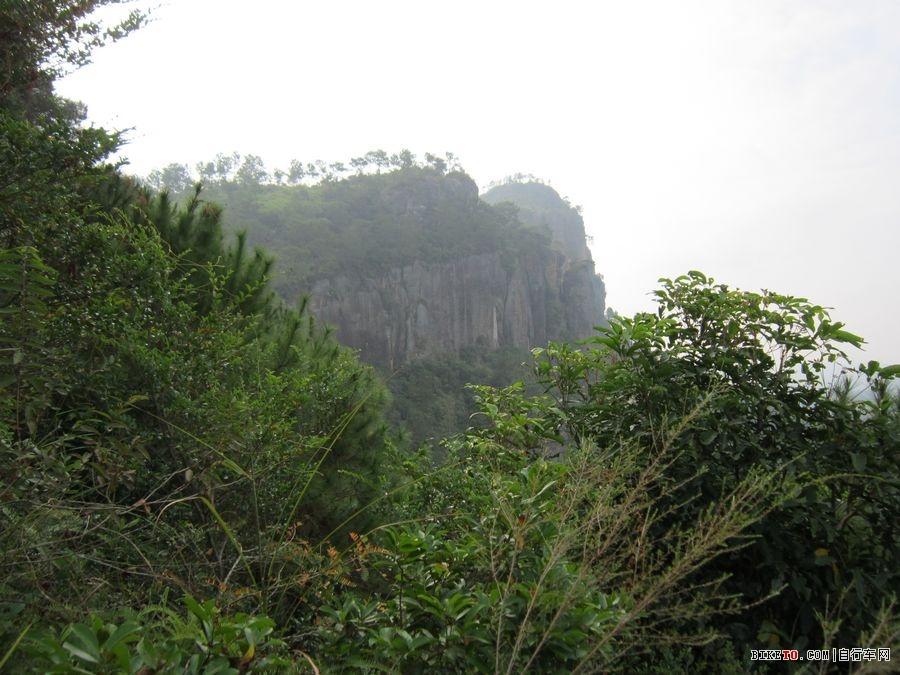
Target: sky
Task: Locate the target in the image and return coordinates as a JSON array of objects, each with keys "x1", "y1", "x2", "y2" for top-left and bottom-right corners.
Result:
[{"x1": 58, "y1": 0, "x2": 899, "y2": 368}]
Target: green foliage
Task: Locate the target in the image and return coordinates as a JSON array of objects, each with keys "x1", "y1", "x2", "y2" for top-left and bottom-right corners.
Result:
[
  {"x1": 387, "y1": 346, "x2": 535, "y2": 447},
  {"x1": 0, "y1": 108, "x2": 118, "y2": 245},
  {"x1": 142, "y1": 185, "x2": 277, "y2": 316},
  {"x1": 532, "y1": 271, "x2": 900, "y2": 655},
  {"x1": 1, "y1": 16, "x2": 395, "y2": 666},
  {"x1": 312, "y1": 380, "x2": 788, "y2": 672},
  {"x1": 0, "y1": 199, "x2": 393, "y2": 614},
  {"x1": 316, "y1": 519, "x2": 622, "y2": 672},
  {"x1": 0, "y1": 0, "x2": 146, "y2": 120},
  {"x1": 25, "y1": 596, "x2": 288, "y2": 674}
]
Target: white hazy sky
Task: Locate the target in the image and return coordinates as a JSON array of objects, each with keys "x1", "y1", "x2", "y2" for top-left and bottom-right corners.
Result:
[{"x1": 58, "y1": 0, "x2": 899, "y2": 367}]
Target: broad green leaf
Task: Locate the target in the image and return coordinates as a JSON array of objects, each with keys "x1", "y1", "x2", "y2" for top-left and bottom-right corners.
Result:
[
  {"x1": 102, "y1": 621, "x2": 141, "y2": 651},
  {"x1": 880, "y1": 364, "x2": 900, "y2": 379}
]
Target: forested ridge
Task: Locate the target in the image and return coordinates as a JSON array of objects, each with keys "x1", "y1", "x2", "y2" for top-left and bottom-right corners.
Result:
[
  {"x1": 145, "y1": 157, "x2": 598, "y2": 325},
  {"x1": 147, "y1": 155, "x2": 608, "y2": 446},
  {"x1": 1, "y1": 4, "x2": 898, "y2": 673},
  {"x1": 152, "y1": 164, "x2": 536, "y2": 296}
]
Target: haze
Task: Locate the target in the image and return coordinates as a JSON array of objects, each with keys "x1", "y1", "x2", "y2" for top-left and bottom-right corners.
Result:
[{"x1": 57, "y1": 0, "x2": 900, "y2": 367}]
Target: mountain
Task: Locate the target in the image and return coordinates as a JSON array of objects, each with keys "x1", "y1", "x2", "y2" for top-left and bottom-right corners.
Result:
[
  {"x1": 193, "y1": 169, "x2": 605, "y2": 369},
  {"x1": 164, "y1": 166, "x2": 606, "y2": 441},
  {"x1": 481, "y1": 179, "x2": 607, "y2": 334},
  {"x1": 482, "y1": 181, "x2": 594, "y2": 262}
]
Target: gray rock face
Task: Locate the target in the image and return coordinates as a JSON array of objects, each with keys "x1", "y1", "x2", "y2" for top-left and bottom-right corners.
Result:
[
  {"x1": 309, "y1": 247, "x2": 605, "y2": 369},
  {"x1": 283, "y1": 178, "x2": 609, "y2": 369}
]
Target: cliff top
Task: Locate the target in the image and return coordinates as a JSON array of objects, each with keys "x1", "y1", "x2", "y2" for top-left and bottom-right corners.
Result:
[
  {"x1": 191, "y1": 168, "x2": 555, "y2": 300},
  {"x1": 482, "y1": 181, "x2": 593, "y2": 262}
]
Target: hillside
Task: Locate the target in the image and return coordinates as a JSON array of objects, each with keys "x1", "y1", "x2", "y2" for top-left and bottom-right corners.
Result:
[
  {"x1": 194, "y1": 169, "x2": 607, "y2": 370},
  {"x1": 180, "y1": 168, "x2": 608, "y2": 443},
  {"x1": 6, "y1": 7, "x2": 899, "y2": 674}
]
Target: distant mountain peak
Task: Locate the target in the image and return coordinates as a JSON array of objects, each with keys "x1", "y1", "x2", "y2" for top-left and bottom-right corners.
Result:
[{"x1": 482, "y1": 181, "x2": 593, "y2": 263}]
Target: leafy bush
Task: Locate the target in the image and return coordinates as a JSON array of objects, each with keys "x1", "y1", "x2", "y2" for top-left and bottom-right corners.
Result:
[
  {"x1": 531, "y1": 271, "x2": 900, "y2": 655},
  {"x1": 1, "y1": 31, "x2": 394, "y2": 653},
  {"x1": 309, "y1": 378, "x2": 792, "y2": 672},
  {"x1": 23, "y1": 597, "x2": 288, "y2": 674}
]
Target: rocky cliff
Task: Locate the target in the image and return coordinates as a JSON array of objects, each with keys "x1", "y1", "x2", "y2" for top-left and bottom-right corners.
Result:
[
  {"x1": 309, "y1": 249, "x2": 603, "y2": 369},
  {"x1": 306, "y1": 179, "x2": 606, "y2": 369},
  {"x1": 195, "y1": 168, "x2": 606, "y2": 370}
]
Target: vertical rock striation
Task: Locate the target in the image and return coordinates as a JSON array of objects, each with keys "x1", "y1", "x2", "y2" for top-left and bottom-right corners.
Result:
[{"x1": 307, "y1": 180, "x2": 606, "y2": 369}]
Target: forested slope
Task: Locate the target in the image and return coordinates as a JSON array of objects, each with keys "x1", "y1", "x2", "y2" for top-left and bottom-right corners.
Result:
[
  {"x1": 149, "y1": 161, "x2": 609, "y2": 443},
  {"x1": 2, "y1": 4, "x2": 898, "y2": 673},
  {"x1": 155, "y1": 166, "x2": 607, "y2": 367}
]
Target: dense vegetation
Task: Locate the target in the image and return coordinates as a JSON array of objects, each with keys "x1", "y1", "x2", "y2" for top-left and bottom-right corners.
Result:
[
  {"x1": 146, "y1": 156, "x2": 604, "y2": 447},
  {"x1": 2, "y1": 4, "x2": 898, "y2": 672},
  {"x1": 146, "y1": 159, "x2": 609, "y2": 446},
  {"x1": 147, "y1": 157, "x2": 553, "y2": 303},
  {"x1": 387, "y1": 346, "x2": 536, "y2": 448}
]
